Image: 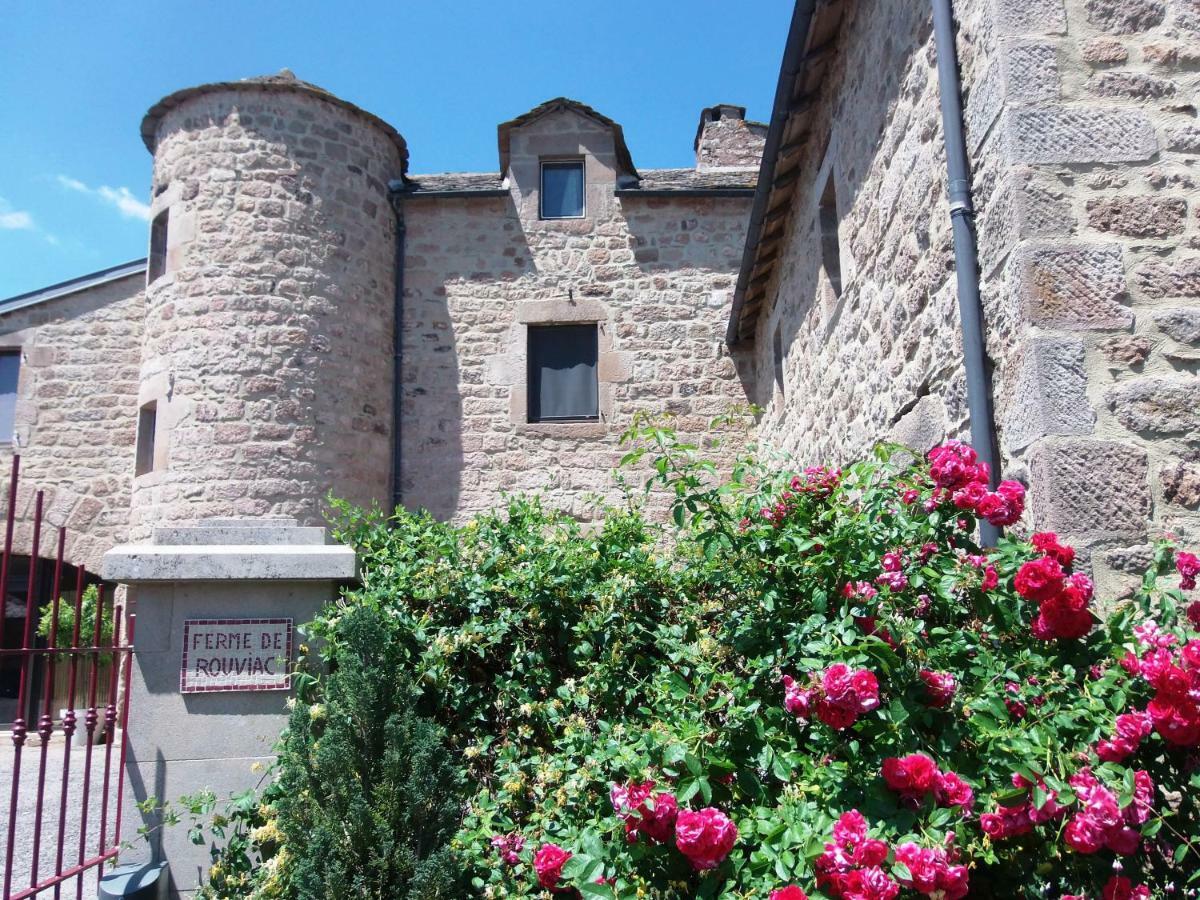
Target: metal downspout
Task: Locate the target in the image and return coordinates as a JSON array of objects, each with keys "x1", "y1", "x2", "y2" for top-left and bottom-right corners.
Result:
[
  {"x1": 931, "y1": 0, "x2": 1001, "y2": 546},
  {"x1": 389, "y1": 191, "x2": 406, "y2": 515}
]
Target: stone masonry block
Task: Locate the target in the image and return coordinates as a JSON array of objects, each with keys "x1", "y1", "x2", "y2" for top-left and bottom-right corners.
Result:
[
  {"x1": 1154, "y1": 307, "x2": 1200, "y2": 343},
  {"x1": 1136, "y1": 258, "x2": 1200, "y2": 299},
  {"x1": 1166, "y1": 124, "x2": 1200, "y2": 153},
  {"x1": 1098, "y1": 335, "x2": 1152, "y2": 366},
  {"x1": 1087, "y1": 71, "x2": 1178, "y2": 99},
  {"x1": 1161, "y1": 459, "x2": 1200, "y2": 509},
  {"x1": 1005, "y1": 42, "x2": 1061, "y2": 101},
  {"x1": 1086, "y1": 0, "x2": 1167, "y2": 32},
  {"x1": 1005, "y1": 108, "x2": 1158, "y2": 164},
  {"x1": 1105, "y1": 376, "x2": 1200, "y2": 435},
  {"x1": 1002, "y1": 336, "x2": 1095, "y2": 451},
  {"x1": 1016, "y1": 243, "x2": 1133, "y2": 329},
  {"x1": 1028, "y1": 439, "x2": 1150, "y2": 540},
  {"x1": 994, "y1": 0, "x2": 1067, "y2": 34},
  {"x1": 1087, "y1": 197, "x2": 1187, "y2": 238}
]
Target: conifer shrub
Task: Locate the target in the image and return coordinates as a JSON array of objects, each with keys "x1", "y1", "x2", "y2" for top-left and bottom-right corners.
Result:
[{"x1": 275, "y1": 603, "x2": 464, "y2": 899}]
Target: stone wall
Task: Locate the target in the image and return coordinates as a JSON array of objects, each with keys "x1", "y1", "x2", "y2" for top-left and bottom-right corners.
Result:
[
  {"x1": 748, "y1": 0, "x2": 1200, "y2": 595},
  {"x1": 750, "y1": 2, "x2": 970, "y2": 464},
  {"x1": 0, "y1": 274, "x2": 144, "y2": 570},
  {"x1": 399, "y1": 108, "x2": 753, "y2": 522},
  {"x1": 964, "y1": 0, "x2": 1200, "y2": 593},
  {"x1": 133, "y1": 83, "x2": 404, "y2": 535}
]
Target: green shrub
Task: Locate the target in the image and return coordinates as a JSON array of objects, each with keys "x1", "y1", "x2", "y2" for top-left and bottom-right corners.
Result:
[
  {"x1": 37, "y1": 584, "x2": 113, "y2": 648},
  {"x1": 192, "y1": 417, "x2": 1200, "y2": 899}
]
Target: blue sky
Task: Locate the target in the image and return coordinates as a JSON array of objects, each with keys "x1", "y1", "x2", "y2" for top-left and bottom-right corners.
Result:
[{"x1": 0, "y1": 1, "x2": 790, "y2": 299}]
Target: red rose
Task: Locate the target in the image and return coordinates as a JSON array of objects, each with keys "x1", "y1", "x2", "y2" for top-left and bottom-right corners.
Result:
[
  {"x1": 882, "y1": 753, "x2": 939, "y2": 800},
  {"x1": 1014, "y1": 556, "x2": 1065, "y2": 602},
  {"x1": 769, "y1": 888, "x2": 809, "y2": 900},
  {"x1": 1031, "y1": 532, "x2": 1075, "y2": 567}
]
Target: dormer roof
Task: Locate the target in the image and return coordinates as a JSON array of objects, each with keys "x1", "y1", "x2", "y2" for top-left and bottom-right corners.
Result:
[{"x1": 496, "y1": 97, "x2": 638, "y2": 179}]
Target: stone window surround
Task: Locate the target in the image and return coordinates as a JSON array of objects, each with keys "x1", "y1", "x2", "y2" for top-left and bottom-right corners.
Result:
[
  {"x1": 494, "y1": 296, "x2": 632, "y2": 438},
  {"x1": 0, "y1": 335, "x2": 27, "y2": 447},
  {"x1": 133, "y1": 367, "x2": 180, "y2": 485},
  {"x1": 144, "y1": 181, "x2": 196, "y2": 294}
]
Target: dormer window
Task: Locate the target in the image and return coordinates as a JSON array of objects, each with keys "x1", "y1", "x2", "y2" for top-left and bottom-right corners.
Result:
[{"x1": 540, "y1": 160, "x2": 584, "y2": 219}]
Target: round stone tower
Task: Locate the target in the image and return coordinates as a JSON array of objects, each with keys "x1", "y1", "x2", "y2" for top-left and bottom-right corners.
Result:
[{"x1": 131, "y1": 71, "x2": 407, "y2": 533}]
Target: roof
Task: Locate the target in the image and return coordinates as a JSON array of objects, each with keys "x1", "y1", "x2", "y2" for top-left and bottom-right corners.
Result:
[
  {"x1": 0, "y1": 259, "x2": 147, "y2": 317},
  {"x1": 727, "y1": 0, "x2": 848, "y2": 345},
  {"x1": 497, "y1": 97, "x2": 638, "y2": 179},
  {"x1": 395, "y1": 166, "x2": 755, "y2": 200},
  {"x1": 399, "y1": 172, "x2": 509, "y2": 198},
  {"x1": 140, "y1": 70, "x2": 409, "y2": 172}
]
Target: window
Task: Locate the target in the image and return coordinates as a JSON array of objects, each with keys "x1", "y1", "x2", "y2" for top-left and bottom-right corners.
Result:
[
  {"x1": 540, "y1": 161, "x2": 585, "y2": 219},
  {"x1": 148, "y1": 210, "x2": 169, "y2": 284},
  {"x1": 0, "y1": 352, "x2": 18, "y2": 443},
  {"x1": 818, "y1": 173, "x2": 842, "y2": 297},
  {"x1": 135, "y1": 401, "x2": 157, "y2": 476},
  {"x1": 527, "y1": 324, "x2": 598, "y2": 422},
  {"x1": 772, "y1": 325, "x2": 786, "y2": 401}
]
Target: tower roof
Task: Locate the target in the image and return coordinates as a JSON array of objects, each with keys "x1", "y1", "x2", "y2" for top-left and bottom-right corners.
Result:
[{"x1": 140, "y1": 69, "x2": 409, "y2": 172}]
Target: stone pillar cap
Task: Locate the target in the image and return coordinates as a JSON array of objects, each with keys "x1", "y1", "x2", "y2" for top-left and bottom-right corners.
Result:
[{"x1": 102, "y1": 518, "x2": 356, "y2": 583}]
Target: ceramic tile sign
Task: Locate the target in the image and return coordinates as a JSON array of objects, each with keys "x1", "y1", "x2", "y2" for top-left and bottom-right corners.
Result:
[{"x1": 180, "y1": 618, "x2": 293, "y2": 693}]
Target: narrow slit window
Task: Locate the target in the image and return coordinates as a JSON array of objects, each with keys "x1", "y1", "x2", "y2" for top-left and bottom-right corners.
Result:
[
  {"x1": 819, "y1": 173, "x2": 842, "y2": 297},
  {"x1": 528, "y1": 324, "x2": 599, "y2": 422},
  {"x1": 0, "y1": 352, "x2": 19, "y2": 443},
  {"x1": 135, "y1": 401, "x2": 157, "y2": 476},
  {"x1": 773, "y1": 325, "x2": 786, "y2": 400},
  {"x1": 148, "y1": 210, "x2": 169, "y2": 284},
  {"x1": 540, "y1": 161, "x2": 585, "y2": 219}
]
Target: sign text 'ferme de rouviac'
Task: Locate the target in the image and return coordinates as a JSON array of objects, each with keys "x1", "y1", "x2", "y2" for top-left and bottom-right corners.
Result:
[{"x1": 180, "y1": 618, "x2": 293, "y2": 693}]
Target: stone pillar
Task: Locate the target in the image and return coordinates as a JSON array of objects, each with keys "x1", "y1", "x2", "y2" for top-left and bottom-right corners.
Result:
[{"x1": 102, "y1": 519, "x2": 355, "y2": 898}]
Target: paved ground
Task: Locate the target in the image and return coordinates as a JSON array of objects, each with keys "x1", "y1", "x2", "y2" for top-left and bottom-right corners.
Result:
[{"x1": 0, "y1": 736, "x2": 119, "y2": 900}]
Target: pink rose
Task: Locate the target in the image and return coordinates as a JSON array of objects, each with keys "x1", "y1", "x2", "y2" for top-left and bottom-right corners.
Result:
[
  {"x1": 769, "y1": 888, "x2": 809, "y2": 900},
  {"x1": 1177, "y1": 550, "x2": 1199, "y2": 590},
  {"x1": 919, "y1": 670, "x2": 957, "y2": 708},
  {"x1": 933, "y1": 771, "x2": 974, "y2": 811},
  {"x1": 533, "y1": 843, "x2": 572, "y2": 890},
  {"x1": 674, "y1": 807, "x2": 737, "y2": 870}
]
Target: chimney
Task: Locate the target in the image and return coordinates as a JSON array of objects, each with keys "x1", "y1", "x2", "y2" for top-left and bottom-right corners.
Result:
[{"x1": 694, "y1": 104, "x2": 766, "y2": 170}]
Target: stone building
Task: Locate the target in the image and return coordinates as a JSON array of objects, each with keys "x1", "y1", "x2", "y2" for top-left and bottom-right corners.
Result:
[
  {"x1": 732, "y1": 0, "x2": 1200, "y2": 596},
  {"x1": 2, "y1": 0, "x2": 1198, "y2": 599}
]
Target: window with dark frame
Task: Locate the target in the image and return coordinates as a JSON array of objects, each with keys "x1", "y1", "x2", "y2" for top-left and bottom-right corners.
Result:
[
  {"x1": 135, "y1": 401, "x2": 157, "y2": 476},
  {"x1": 818, "y1": 173, "x2": 842, "y2": 297},
  {"x1": 540, "y1": 160, "x2": 585, "y2": 219},
  {"x1": 0, "y1": 352, "x2": 19, "y2": 443},
  {"x1": 527, "y1": 324, "x2": 599, "y2": 423},
  {"x1": 148, "y1": 210, "x2": 169, "y2": 284}
]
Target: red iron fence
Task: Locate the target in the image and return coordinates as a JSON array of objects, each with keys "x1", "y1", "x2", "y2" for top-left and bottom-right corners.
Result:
[{"x1": 1, "y1": 457, "x2": 134, "y2": 899}]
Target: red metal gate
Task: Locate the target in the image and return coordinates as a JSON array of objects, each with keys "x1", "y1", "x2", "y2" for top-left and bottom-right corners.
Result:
[{"x1": 1, "y1": 457, "x2": 134, "y2": 899}]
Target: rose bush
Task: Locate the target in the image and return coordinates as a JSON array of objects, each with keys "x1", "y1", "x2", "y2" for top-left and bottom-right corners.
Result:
[{"x1": 192, "y1": 416, "x2": 1200, "y2": 898}]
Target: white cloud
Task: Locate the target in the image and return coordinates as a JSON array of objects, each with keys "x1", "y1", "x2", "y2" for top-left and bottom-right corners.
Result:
[
  {"x1": 56, "y1": 175, "x2": 87, "y2": 193},
  {"x1": 57, "y1": 175, "x2": 152, "y2": 221},
  {"x1": 0, "y1": 197, "x2": 35, "y2": 231}
]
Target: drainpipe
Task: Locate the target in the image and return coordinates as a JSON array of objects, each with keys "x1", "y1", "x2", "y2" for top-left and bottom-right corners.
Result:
[
  {"x1": 931, "y1": 0, "x2": 1001, "y2": 546},
  {"x1": 388, "y1": 186, "x2": 407, "y2": 515}
]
